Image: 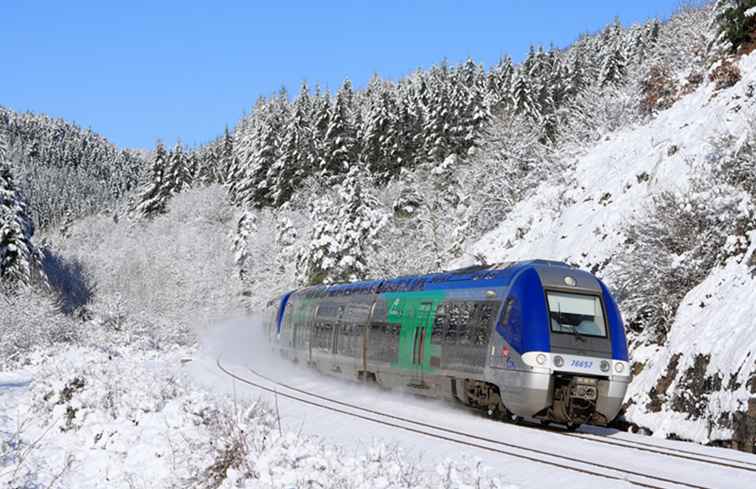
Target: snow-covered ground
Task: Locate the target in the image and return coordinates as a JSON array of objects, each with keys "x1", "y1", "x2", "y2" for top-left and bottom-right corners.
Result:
[{"x1": 5, "y1": 317, "x2": 756, "y2": 489}]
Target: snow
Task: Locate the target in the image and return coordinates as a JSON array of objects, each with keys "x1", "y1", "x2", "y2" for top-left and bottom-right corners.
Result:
[
  {"x1": 745, "y1": 6, "x2": 756, "y2": 18},
  {"x1": 0, "y1": 371, "x2": 32, "y2": 387}
]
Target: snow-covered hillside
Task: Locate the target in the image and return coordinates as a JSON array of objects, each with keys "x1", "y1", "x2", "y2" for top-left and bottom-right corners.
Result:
[{"x1": 463, "y1": 51, "x2": 756, "y2": 446}]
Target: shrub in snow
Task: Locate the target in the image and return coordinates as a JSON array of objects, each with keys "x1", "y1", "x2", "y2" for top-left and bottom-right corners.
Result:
[
  {"x1": 53, "y1": 185, "x2": 242, "y2": 344},
  {"x1": 709, "y1": 59, "x2": 743, "y2": 90},
  {"x1": 712, "y1": 124, "x2": 756, "y2": 198},
  {"x1": 0, "y1": 290, "x2": 78, "y2": 360},
  {"x1": 639, "y1": 64, "x2": 680, "y2": 115},
  {"x1": 612, "y1": 181, "x2": 753, "y2": 345}
]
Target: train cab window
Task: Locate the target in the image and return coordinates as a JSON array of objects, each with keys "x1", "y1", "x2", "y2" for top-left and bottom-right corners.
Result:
[{"x1": 547, "y1": 292, "x2": 607, "y2": 338}]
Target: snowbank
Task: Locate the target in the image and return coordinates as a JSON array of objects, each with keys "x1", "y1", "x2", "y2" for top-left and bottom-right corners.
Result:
[
  {"x1": 0, "y1": 371, "x2": 32, "y2": 388},
  {"x1": 0, "y1": 342, "x2": 519, "y2": 489}
]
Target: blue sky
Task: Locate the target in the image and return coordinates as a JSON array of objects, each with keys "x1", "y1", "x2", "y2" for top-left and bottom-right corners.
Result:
[{"x1": 1, "y1": 1, "x2": 683, "y2": 149}]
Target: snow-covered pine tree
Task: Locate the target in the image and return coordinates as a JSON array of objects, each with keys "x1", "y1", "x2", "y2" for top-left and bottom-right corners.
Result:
[
  {"x1": 166, "y1": 142, "x2": 192, "y2": 193},
  {"x1": 600, "y1": 20, "x2": 629, "y2": 87},
  {"x1": 0, "y1": 131, "x2": 6, "y2": 163},
  {"x1": 274, "y1": 202, "x2": 298, "y2": 273},
  {"x1": 231, "y1": 208, "x2": 257, "y2": 282},
  {"x1": 295, "y1": 166, "x2": 386, "y2": 285},
  {"x1": 511, "y1": 71, "x2": 541, "y2": 120},
  {"x1": 320, "y1": 79, "x2": 357, "y2": 175},
  {"x1": 0, "y1": 133, "x2": 45, "y2": 291},
  {"x1": 266, "y1": 85, "x2": 315, "y2": 206},
  {"x1": 235, "y1": 100, "x2": 284, "y2": 207},
  {"x1": 486, "y1": 55, "x2": 515, "y2": 114},
  {"x1": 133, "y1": 142, "x2": 171, "y2": 218},
  {"x1": 362, "y1": 83, "x2": 399, "y2": 176},
  {"x1": 422, "y1": 63, "x2": 455, "y2": 162},
  {"x1": 209, "y1": 126, "x2": 234, "y2": 185},
  {"x1": 711, "y1": 0, "x2": 756, "y2": 55},
  {"x1": 452, "y1": 58, "x2": 490, "y2": 155},
  {"x1": 394, "y1": 80, "x2": 425, "y2": 168}
]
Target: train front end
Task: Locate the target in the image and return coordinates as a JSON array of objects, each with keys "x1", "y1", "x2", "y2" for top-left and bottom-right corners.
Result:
[{"x1": 489, "y1": 261, "x2": 630, "y2": 428}]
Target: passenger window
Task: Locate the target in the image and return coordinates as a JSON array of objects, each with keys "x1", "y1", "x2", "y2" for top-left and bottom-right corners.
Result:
[{"x1": 431, "y1": 303, "x2": 446, "y2": 344}]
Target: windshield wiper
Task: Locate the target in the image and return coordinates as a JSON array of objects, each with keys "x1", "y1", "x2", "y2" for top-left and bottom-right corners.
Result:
[
  {"x1": 565, "y1": 323, "x2": 586, "y2": 342},
  {"x1": 557, "y1": 304, "x2": 585, "y2": 342}
]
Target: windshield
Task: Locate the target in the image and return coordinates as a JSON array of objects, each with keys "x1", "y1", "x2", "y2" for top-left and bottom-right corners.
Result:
[{"x1": 547, "y1": 291, "x2": 607, "y2": 338}]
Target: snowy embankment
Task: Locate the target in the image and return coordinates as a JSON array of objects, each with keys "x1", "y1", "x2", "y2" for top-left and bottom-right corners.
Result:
[
  {"x1": 462, "y1": 52, "x2": 756, "y2": 443},
  {"x1": 0, "y1": 341, "x2": 518, "y2": 489}
]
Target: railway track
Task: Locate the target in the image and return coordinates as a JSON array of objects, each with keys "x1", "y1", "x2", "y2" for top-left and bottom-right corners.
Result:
[
  {"x1": 562, "y1": 432, "x2": 756, "y2": 472},
  {"x1": 236, "y1": 358, "x2": 756, "y2": 474},
  {"x1": 216, "y1": 356, "x2": 752, "y2": 489}
]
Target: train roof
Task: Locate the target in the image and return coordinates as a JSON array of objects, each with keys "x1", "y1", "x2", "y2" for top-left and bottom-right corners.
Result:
[{"x1": 291, "y1": 260, "x2": 581, "y2": 299}]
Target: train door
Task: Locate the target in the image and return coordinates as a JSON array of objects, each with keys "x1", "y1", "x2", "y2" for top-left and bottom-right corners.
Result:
[
  {"x1": 332, "y1": 305, "x2": 345, "y2": 354},
  {"x1": 307, "y1": 304, "x2": 320, "y2": 365},
  {"x1": 410, "y1": 301, "x2": 434, "y2": 387}
]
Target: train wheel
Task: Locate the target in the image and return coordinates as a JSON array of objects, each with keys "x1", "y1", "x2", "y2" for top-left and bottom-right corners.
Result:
[{"x1": 565, "y1": 423, "x2": 580, "y2": 432}]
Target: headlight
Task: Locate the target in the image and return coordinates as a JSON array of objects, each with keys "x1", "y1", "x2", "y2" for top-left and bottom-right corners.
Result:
[
  {"x1": 614, "y1": 362, "x2": 625, "y2": 374},
  {"x1": 553, "y1": 355, "x2": 564, "y2": 367},
  {"x1": 536, "y1": 353, "x2": 547, "y2": 365},
  {"x1": 600, "y1": 360, "x2": 611, "y2": 372}
]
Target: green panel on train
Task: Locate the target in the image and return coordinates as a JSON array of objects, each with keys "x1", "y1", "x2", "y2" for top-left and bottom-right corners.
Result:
[{"x1": 382, "y1": 290, "x2": 447, "y2": 372}]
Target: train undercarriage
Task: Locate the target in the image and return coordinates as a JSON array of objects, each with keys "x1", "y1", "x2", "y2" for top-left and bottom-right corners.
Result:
[{"x1": 452, "y1": 375, "x2": 609, "y2": 429}]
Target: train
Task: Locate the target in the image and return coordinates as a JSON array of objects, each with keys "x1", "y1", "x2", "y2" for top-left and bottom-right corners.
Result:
[{"x1": 263, "y1": 260, "x2": 630, "y2": 429}]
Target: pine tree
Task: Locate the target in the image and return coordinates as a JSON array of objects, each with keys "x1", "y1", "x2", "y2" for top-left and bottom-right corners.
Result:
[
  {"x1": 600, "y1": 19, "x2": 628, "y2": 87},
  {"x1": 166, "y1": 142, "x2": 192, "y2": 193},
  {"x1": 711, "y1": 0, "x2": 756, "y2": 55},
  {"x1": 231, "y1": 209, "x2": 257, "y2": 282},
  {"x1": 215, "y1": 126, "x2": 234, "y2": 185},
  {"x1": 235, "y1": 101, "x2": 283, "y2": 207},
  {"x1": 266, "y1": 88, "x2": 315, "y2": 206},
  {"x1": 274, "y1": 203, "x2": 298, "y2": 273},
  {"x1": 362, "y1": 84, "x2": 399, "y2": 175},
  {"x1": 422, "y1": 63, "x2": 455, "y2": 162},
  {"x1": 601, "y1": 43, "x2": 628, "y2": 87},
  {"x1": 0, "y1": 132, "x2": 45, "y2": 291},
  {"x1": 134, "y1": 142, "x2": 171, "y2": 218},
  {"x1": 320, "y1": 79, "x2": 357, "y2": 175},
  {"x1": 296, "y1": 166, "x2": 386, "y2": 285},
  {"x1": 511, "y1": 72, "x2": 541, "y2": 120},
  {"x1": 487, "y1": 55, "x2": 515, "y2": 114}
]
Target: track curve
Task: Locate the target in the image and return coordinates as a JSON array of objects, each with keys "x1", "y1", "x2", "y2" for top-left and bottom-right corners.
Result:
[
  {"x1": 217, "y1": 355, "x2": 736, "y2": 489},
  {"x1": 243, "y1": 360, "x2": 756, "y2": 473}
]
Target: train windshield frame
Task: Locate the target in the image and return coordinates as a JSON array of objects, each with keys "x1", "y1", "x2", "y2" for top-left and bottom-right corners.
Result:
[{"x1": 546, "y1": 291, "x2": 608, "y2": 338}]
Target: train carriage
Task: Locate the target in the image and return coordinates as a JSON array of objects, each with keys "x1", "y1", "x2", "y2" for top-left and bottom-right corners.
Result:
[{"x1": 264, "y1": 260, "x2": 631, "y2": 429}]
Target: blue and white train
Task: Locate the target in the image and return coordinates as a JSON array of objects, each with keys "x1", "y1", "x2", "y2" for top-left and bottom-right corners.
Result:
[{"x1": 264, "y1": 260, "x2": 630, "y2": 428}]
